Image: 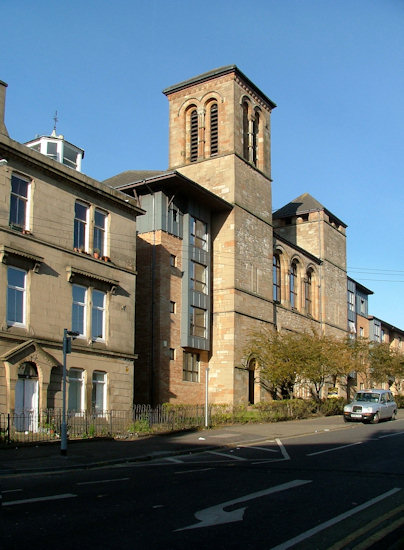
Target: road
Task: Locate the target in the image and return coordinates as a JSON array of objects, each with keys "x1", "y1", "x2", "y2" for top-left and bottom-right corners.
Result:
[{"x1": 1, "y1": 417, "x2": 403, "y2": 549}]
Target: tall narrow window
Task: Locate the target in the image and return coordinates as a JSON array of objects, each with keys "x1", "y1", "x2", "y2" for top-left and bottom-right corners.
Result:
[
  {"x1": 92, "y1": 371, "x2": 106, "y2": 414},
  {"x1": 242, "y1": 101, "x2": 249, "y2": 160},
  {"x1": 290, "y1": 261, "x2": 298, "y2": 309},
  {"x1": 190, "y1": 216, "x2": 207, "y2": 250},
  {"x1": 68, "y1": 368, "x2": 84, "y2": 413},
  {"x1": 305, "y1": 269, "x2": 312, "y2": 315},
  {"x1": 10, "y1": 174, "x2": 29, "y2": 229},
  {"x1": 183, "y1": 352, "x2": 199, "y2": 382},
  {"x1": 191, "y1": 261, "x2": 207, "y2": 293},
  {"x1": 348, "y1": 290, "x2": 355, "y2": 312},
  {"x1": 190, "y1": 108, "x2": 198, "y2": 162},
  {"x1": 210, "y1": 103, "x2": 218, "y2": 156},
  {"x1": 46, "y1": 141, "x2": 58, "y2": 161},
  {"x1": 190, "y1": 306, "x2": 206, "y2": 338},
  {"x1": 93, "y1": 209, "x2": 107, "y2": 255},
  {"x1": 7, "y1": 266, "x2": 26, "y2": 326},
  {"x1": 72, "y1": 285, "x2": 87, "y2": 336},
  {"x1": 92, "y1": 290, "x2": 106, "y2": 340},
  {"x1": 63, "y1": 145, "x2": 79, "y2": 170},
  {"x1": 273, "y1": 254, "x2": 281, "y2": 302},
  {"x1": 252, "y1": 112, "x2": 259, "y2": 166},
  {"x1": 74, "y1": 201, "x2": 89, "y2": 251}
]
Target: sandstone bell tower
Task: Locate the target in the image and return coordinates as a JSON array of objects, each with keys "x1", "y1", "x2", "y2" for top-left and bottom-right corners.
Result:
[{"x1": 163, "y1": 66, "x2": 277, "y2": 404}]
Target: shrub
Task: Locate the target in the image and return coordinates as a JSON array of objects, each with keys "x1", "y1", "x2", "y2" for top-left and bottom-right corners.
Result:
[
  {"x1": 394, "y1": 394, "x2": 404, "y2": 409},
  {"x1": 318, "y1": 397, "x2": 346, "y2": 416}
]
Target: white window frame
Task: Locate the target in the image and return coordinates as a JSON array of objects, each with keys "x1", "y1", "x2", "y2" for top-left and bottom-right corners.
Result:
[
  {"x1": 92, "y1": 371, "x2": 107, "y2": 414},
  {"x1": 68, "y1": 368, "x2": 85, "y2": 414},
  {"x1": 93, "y1": 209, "x2": 107, "y2": 256},
  {"x1": 74, "y1": 201, "x2": 89, "y2": 252},
  {"x1": 7, "y1": 266, "x2": 27, "y2": 327},
  {"x1": 72, "y1": 284, "x2": 87, "y2": 337},
  {"x1": 91, "y1": 289, "x2": 106, "y2": 341},
  {"x1": 10, "y1": 174, "x2": 30, "y2": 230}
]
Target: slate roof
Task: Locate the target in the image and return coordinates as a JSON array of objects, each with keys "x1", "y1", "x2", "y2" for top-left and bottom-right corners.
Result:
[
  {"x1": 273, "y1": 192, "x2": 347, "y2": 228},
  {"x1": 162, "y1": 65, "x2": 277, "y2": 110},
  {"x1": 104, "y1": 170, "x2": 165, "y2": 188},
  {"x1": 105, "y1": 170, "x2": 232, "y2": 213}
]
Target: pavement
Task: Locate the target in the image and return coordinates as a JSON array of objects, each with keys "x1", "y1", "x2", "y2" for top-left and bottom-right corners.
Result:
[{"x1": 0, "y1": 415, "x2": 351, "y2": 476}]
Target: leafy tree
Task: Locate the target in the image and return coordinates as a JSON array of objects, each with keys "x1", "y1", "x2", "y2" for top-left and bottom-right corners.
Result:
[
  {"x1": 245, "y1": 329, "x2": 404, "y2": 401},
  {"x1": 368, "y1": 342, "x2": 404, "y2": 389},
  {"x1": 246, "y1": 329, "x2": 350, "y2": 401},
  {"x1": 341, "y1": 337, "x2": 371, "y2": 396},
  {"x1": 294, "y1": 331, "x2": 349, "y2": 401},
  {"x1": 245, "y1": 330, "x2": 298, "y2": 399}
]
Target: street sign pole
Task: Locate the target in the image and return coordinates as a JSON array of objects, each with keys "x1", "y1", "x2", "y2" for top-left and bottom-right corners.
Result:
[
  {"x1": 61, "y1": 329, "x2": 79, "y2": 456},
  {"x1": 61, "y1": 329, "x2": 68, "y2": 456}
]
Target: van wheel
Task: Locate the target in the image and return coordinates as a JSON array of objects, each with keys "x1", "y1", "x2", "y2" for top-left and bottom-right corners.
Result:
[{"x1": 371, "y1": 412, "x2": 380, "y2": 424}]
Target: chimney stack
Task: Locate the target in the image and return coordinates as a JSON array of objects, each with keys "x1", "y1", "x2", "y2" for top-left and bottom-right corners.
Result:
[{"x1": 0, "y1": 80, "x2": 9, "y2": 137}]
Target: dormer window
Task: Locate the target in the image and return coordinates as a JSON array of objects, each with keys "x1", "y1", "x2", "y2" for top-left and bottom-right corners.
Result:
[{"x1": 25, "y1": 134, "x2": 84, "y2": 172}]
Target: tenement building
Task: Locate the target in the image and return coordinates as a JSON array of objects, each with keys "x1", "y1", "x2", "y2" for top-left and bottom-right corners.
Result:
[
  {"x1": 107, "y1": 66, "x2": 351, "y2": 406},
  {"x1": 0, "y1": 80, "x2": 144, "y2": 426}
]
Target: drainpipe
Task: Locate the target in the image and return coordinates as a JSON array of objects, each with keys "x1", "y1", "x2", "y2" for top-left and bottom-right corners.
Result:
[
  {"x1": 147, "y1": 186, "x2": 156, "y2": 406},
  {"x1": 317, "y1": 210, "x2": 323, "y2": 331}
]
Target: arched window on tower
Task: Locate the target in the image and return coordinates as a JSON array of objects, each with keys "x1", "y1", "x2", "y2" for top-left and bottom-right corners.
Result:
[
  {"x1": 305, "y1": 268, "x2": 313, "y2": 315},
  {"x1": 290, "y1": 260, "x2": 298, "y2": 309},
  {"x1": 210, "y1": 103, "x2": 218, "y2": 156},
  {"x1": 242, "y1": 101, "x2": 249, "y2": 161},
  {"x1": 273, "y1": 254, "x2": 281, "y2": 302},
  {"x1": 190, "y1": 108, "x2": 198, "y2": 162},
  {"x1": 252, "y1": 112, "x2": 259, "y2": 166}
]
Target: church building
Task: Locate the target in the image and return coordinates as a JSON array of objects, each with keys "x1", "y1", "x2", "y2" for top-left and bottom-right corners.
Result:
[{"x1": 106, "y1": 66, "x2": 349, "y2": 406}]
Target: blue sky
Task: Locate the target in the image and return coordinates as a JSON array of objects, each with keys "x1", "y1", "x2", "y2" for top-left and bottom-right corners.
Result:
[{"x1": 2, "y1": 0, "x2": 404, "y2": 329}]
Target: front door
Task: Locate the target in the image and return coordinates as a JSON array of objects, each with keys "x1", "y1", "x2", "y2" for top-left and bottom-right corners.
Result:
[
  {"x1": 248, "y1": 359, "x2": 256, "y2": 405},
  {"x1": 15, "y1": 377, "x2": 39, "y2": 432}
]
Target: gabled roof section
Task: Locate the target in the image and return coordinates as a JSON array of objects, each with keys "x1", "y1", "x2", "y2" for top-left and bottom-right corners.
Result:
[
  {"x1": 109, "y1": 170, "x2": 233, "y2": 214},
  {"x1": 347, "y1": 276, "x2": 374, "y2": 296},
  {"x1": 104, "y1": 170, "x2": 165, "y2": 189},
  {"x1": 273, "y1": 192, "x2": 347, "y2": 228},
  {"x1": 0, "y1": 133, "x2": 143, "y2": 216},
  {"x1": 1, "y1": 339, "x2": 61, "y2": 367},
  {"x1": 162, "y1": 65, "x2": 277, "y2": 110}
]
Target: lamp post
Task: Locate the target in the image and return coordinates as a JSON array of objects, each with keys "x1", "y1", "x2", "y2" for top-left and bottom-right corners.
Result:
[
  {"x1": 61, "y1": 329, "x2": 79, "y2": 456},
  {"x1": 205, "y1": 367, "x2": 210, "y2": 428}
]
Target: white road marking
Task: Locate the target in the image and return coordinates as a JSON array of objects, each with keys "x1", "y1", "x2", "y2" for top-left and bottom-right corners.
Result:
[
  {"x1": 276, "y1": 438, "x2": 290, "y2": 460},
  {"x1": 76, "y1": 477, "x2": 130, "y2": 485},
  {"x1": 175, "y1": 480, "x2": 312, "y2": 531},
  {"x1": 3, "y1": 493, "x2": 77, "y2": 507},
  {"x1": 208, "y1": 451, "x2": 247, "y2": 461},
  {"x1": 164, "y1": 457, "x2": 184, "y2": 463},
  {"x1": 270, "y1": 488, "x2": 402, "y2": 550},
  {"x1": 240, "y1": 445, "x2": 278, "y2": 453},
  {"x1": 307, "y1": 441, "x2": 363, "y2": 456},
  {"x1": 1, "y1": 489, "x2": 23, "y2": 494},
  {"x1": 378, "y1": 431, "x2": 404, "y2": 439},
  {"x1": 175, "y1": 468, "x2": 214, "y2": 474}
]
